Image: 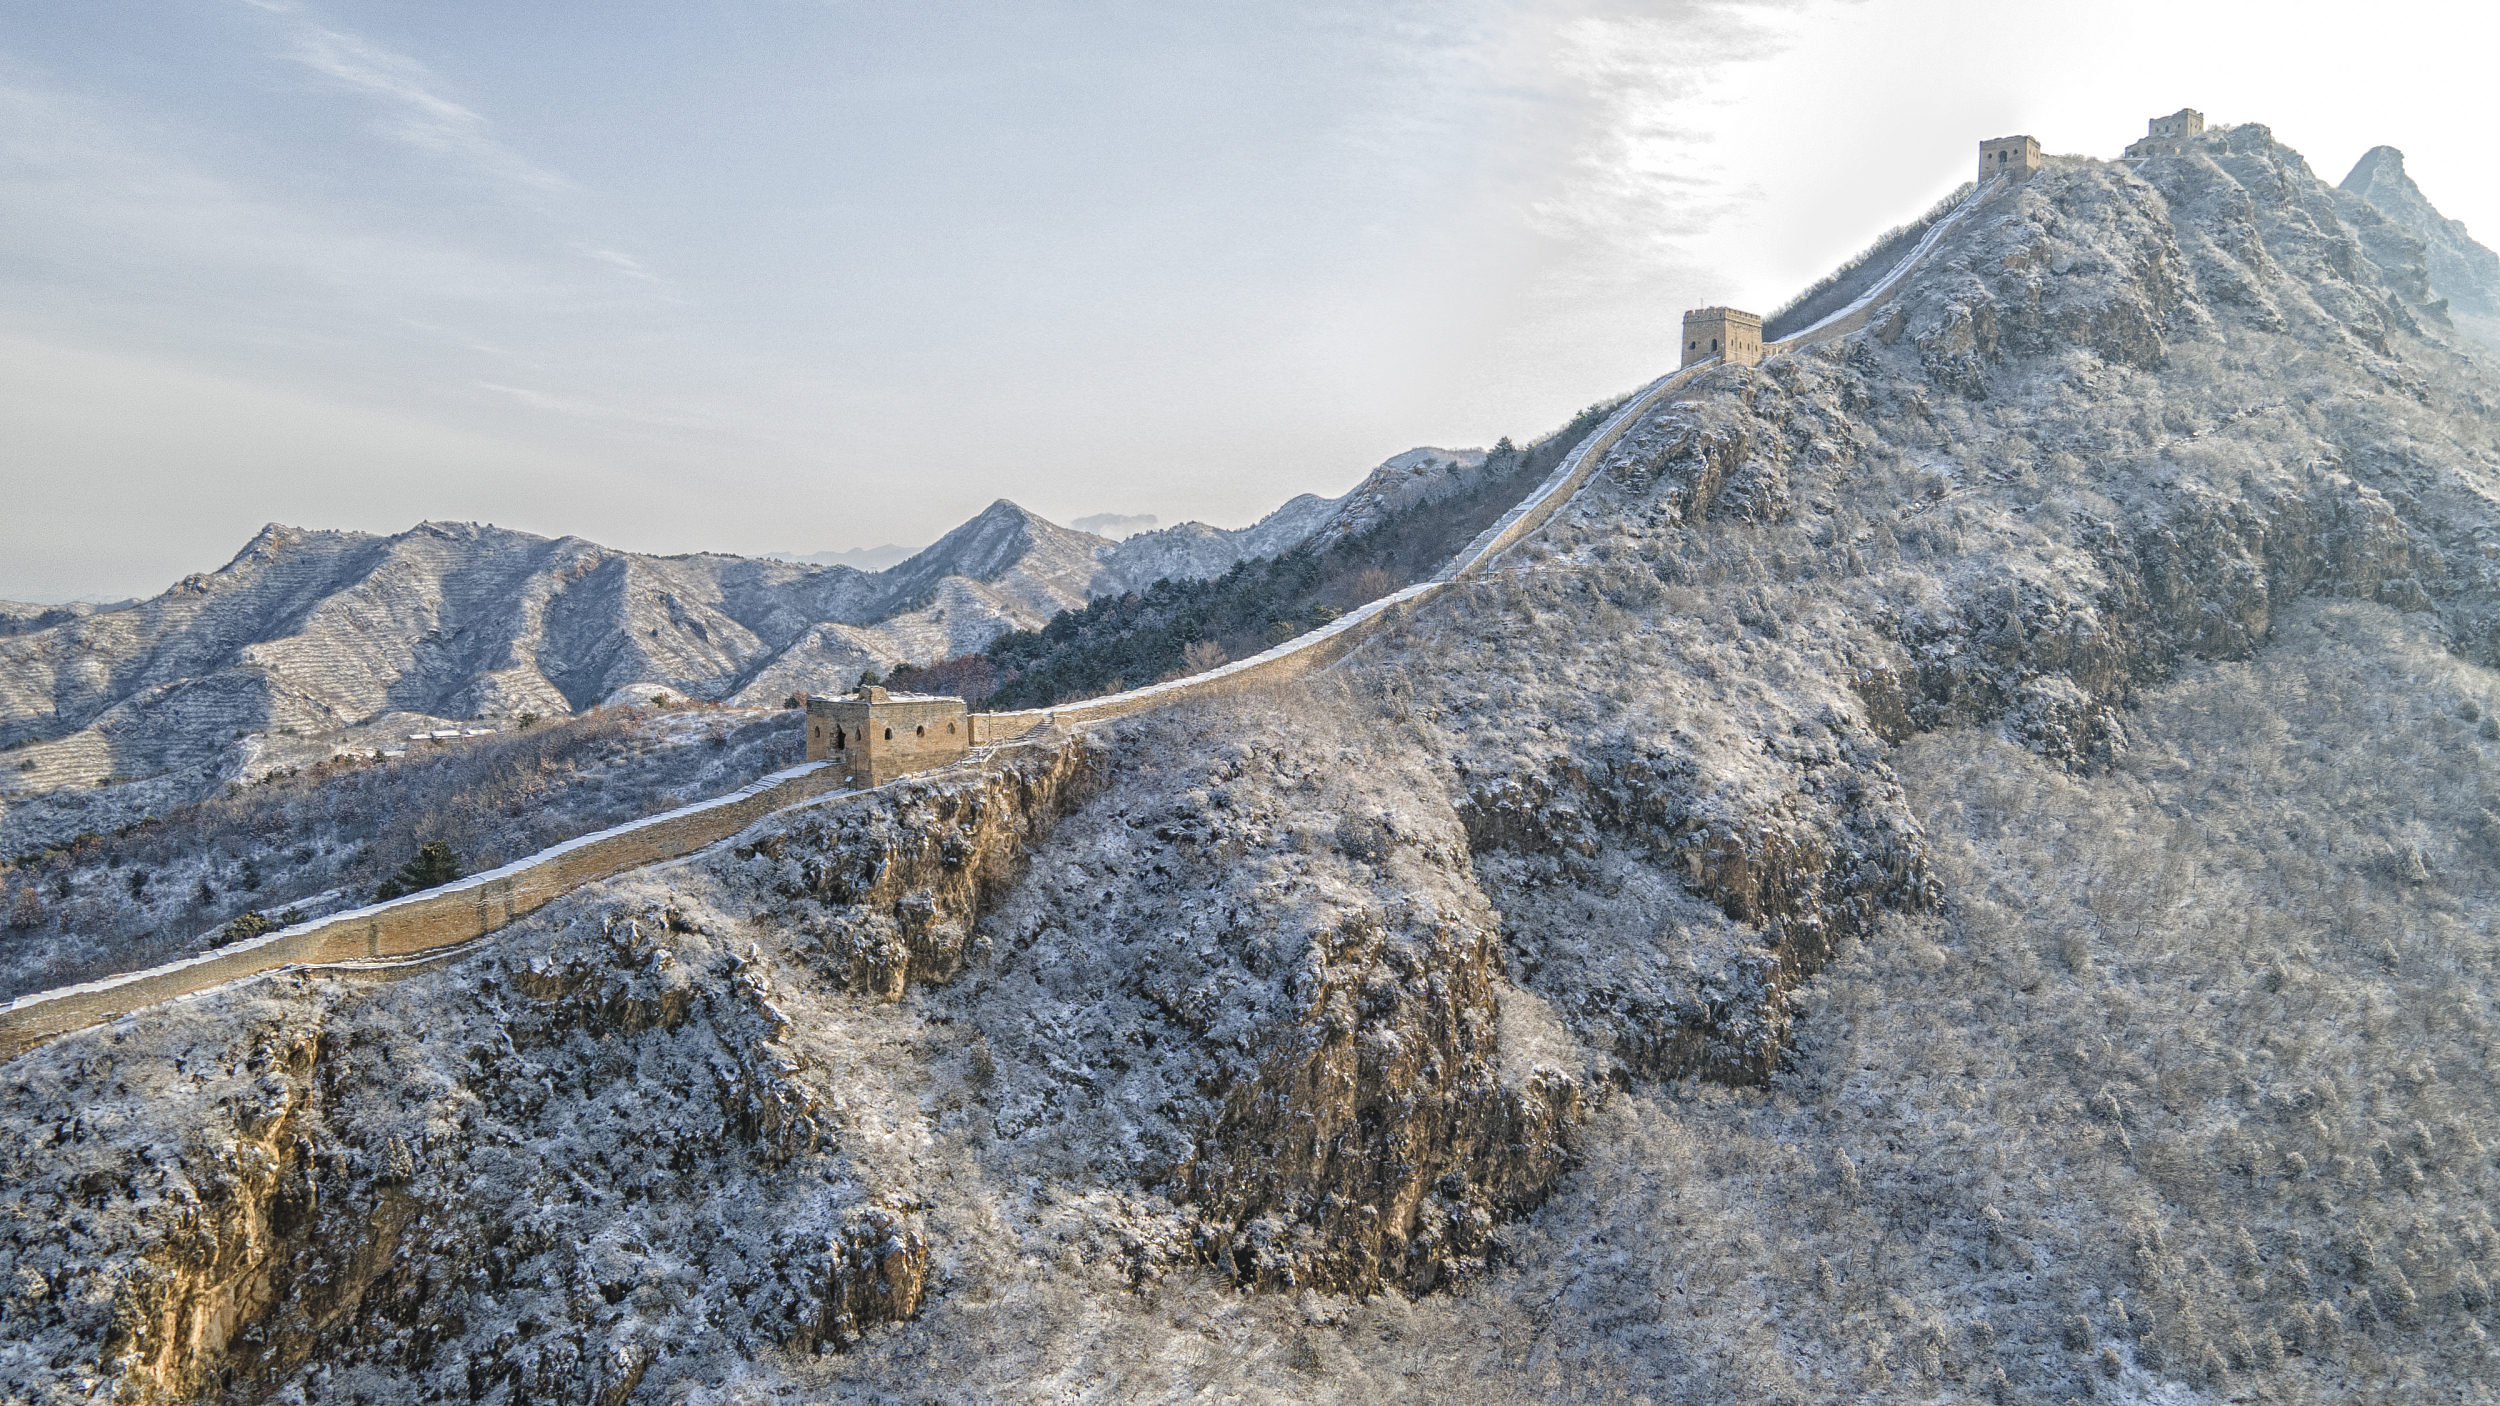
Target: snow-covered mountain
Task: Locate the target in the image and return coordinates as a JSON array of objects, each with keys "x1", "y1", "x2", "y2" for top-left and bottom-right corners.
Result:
[
  {"x1": 1095, "y1": 446, "x2": 1491, "y2": 584},
  {"x1": 0, "y1": 447, "x2": 1484, "y2": 815},
  {"x1": 0, "y1": 600, "x2": 114, "y2": 637},
  {"x1": 760, "y1": 544, "x2": 913, "y2": 571},
  {"x1": 2342, "y1": 144, "x2": 2500, "y2": 349},
  {"x1": 15, "y1": 118, "x2": 2500, "y2": 1405}
]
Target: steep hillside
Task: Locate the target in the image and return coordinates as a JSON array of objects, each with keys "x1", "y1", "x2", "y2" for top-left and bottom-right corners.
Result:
[
  {"x1": 7, "y1": 119, "x2": 2500, "y2": 1406},
  {"x1": 2342, "y1": 145, "x2": 2500, "y2": 350}
]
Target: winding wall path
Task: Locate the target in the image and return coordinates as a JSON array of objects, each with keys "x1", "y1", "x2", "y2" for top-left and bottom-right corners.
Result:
[{"x1": 0, "y1": 178, "x2": 1999, "y2": 1061}]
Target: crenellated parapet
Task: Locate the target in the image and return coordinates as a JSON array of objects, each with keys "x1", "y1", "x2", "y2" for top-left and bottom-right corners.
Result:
[{"x1": 1681, "y1": 306, "x2": 1764, "y2": 368}]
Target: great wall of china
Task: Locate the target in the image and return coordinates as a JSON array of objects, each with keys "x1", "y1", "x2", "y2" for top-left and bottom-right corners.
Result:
[{"x1": 0, "y1": 141, "x2": 2039, "y2": 1059}]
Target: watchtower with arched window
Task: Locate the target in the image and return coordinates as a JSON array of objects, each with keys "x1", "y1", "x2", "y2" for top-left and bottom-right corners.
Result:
[
  {"x1": 1681, "y1": 306, "x2": 1763, "y2": 369},
  {"x1": 806, "y1": 685, "x2": 972, "y2": 787},
  {"x1": 1977, "y1": 134, "x2": 2041, "y2": 186}
]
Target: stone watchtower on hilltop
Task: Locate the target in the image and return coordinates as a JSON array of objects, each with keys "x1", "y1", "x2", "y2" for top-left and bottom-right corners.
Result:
[
  {"x1": 1681, "y1": 306, "x2": 1763, "y2": 368},
  {"x1": 1978, "y1": 134, "x2": 2041, "y2": 186},
  {"x1": 806, "y1": 686, "x2": 971, "y2": 788},
  {"x1": 2125, "y1": 108, "x2": 2205, "y2": 158}
]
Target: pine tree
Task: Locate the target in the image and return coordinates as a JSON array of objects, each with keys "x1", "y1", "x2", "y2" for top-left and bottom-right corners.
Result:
[
  {"x1": 373, "y1": 841, "x2": 460, "y2": 903},
  {"x1": 220, "y1": 910, "x2": 280, "y2": 944}
]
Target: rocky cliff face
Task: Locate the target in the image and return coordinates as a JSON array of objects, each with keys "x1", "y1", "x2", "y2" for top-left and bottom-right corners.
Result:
[
  {"x1": 939, "y1": 697, "x2": 1582, "y2": 1297},
  {"x1": 6, "y1": 120, "x2": 2500, "y2": 1403},
  {"x1": 0, "y1": 736, "x2": 1102, "y2": 1403},
  {"x1": 2341, "y1": 144, "x2": 2500, "y2": 348}
]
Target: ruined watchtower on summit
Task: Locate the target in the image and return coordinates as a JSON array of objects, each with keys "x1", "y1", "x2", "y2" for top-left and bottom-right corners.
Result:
[
  {"x1": 1977, "y1": 134, "x2": 2041, "y2": 186},
  {"x1": 2124, "y1": 108, "x2": 2204, "y2": 158},
  {"x1": 806, "y1": 686, "x2": 971, "y2": 788},
  {"x1": 1681, "y1": 307, "x2": 1763, "y2": 368}
]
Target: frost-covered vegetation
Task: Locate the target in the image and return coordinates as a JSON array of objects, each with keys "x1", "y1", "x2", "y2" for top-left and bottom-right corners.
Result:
[
  {"x1": 0, "y1": 706, "x2": 799, "y2": 1000},
  {"x1": 971, "y1": 401, "x2": 1625, "y2": 709},
  {"x1": 7, "y1": 121, "x2": 2500, "y2": 1405}
]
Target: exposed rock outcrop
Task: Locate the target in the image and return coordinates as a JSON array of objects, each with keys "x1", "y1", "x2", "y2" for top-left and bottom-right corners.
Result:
[
  {"x1": 744, "y1": 733, "x2": 1110, "y2": 997},
  {"x1": 2341, "y1": 145, "x2": 2500, "y2": 322},
  {"x1": 952, "y1": 698, "x2": 1584, "y2": 1296}
]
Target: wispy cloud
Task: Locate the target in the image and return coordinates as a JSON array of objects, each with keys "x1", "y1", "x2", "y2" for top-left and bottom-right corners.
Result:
[
  {"x1": 281, "y1": 22, "x2": 570, "y2": 191},
  {"x1": 0, "y1": 80, "x2": 550, "y2": 308},
  {"x1": 573, "y1": 244, "x2": 658, "y2": 281},
  {"x1": 1522, "y1": 2, "x2": 1834, "y2": 283},
  {"x1": 474, "y1": 380, "x2": 726, "y2": 434}
]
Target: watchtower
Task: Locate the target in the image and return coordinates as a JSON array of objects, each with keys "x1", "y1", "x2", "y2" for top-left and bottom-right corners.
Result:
[
  {"x1": 1977, "y1": 134, "x2": 2041, "y2": 186},
  {"x1": 806, "y1": 686, "x2": 971, "y2": 787},
  {"x1": 2124, "y1": 108, "x2": 2204, "y2": 158},
  {"x1": 1681, "y1": 306, "x2": 1763, "y2": 368}
]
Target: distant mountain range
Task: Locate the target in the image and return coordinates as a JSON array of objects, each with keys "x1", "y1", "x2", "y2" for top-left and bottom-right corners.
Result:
[
  {"x1": 0, "y1": 599, "x2": 132, "y2": 636},
  {"x1": 0, "y1": 447, "x2": 1484, "y2": 814},
  {"x1": 759, "y1": 545, "x2": 915, "y2": 572},
  {"x1": 1069, "y1": 512, "x2": 1159, "y2": 539}
]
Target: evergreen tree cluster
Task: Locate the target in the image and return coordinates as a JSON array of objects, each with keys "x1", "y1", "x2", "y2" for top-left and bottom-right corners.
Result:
[{"x1": 372, "y1": 840, "x2": 461, "y2": 903}]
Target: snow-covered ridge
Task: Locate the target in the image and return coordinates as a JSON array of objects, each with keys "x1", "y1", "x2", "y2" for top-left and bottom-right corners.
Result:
[
  {"x1": 12, "y1": 116, "x2": 2500, "y2": 1404},
  {"x1": 0, "y1": 447, "x2": 1463, "y2": 829}
]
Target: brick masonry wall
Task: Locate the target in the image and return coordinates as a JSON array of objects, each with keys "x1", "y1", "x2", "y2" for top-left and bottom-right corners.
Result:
[
  {"x1": 1763, "y1": 178, "x2": 1994, "y2": 353},
  {"x1": 0, "y1": 761, "x2": 853, "y2": 1059}
]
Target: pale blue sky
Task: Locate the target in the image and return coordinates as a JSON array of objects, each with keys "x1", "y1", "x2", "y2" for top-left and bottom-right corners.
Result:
[{"x1": 3, "y1": 0, "x2": 2491, "y2": 600}]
